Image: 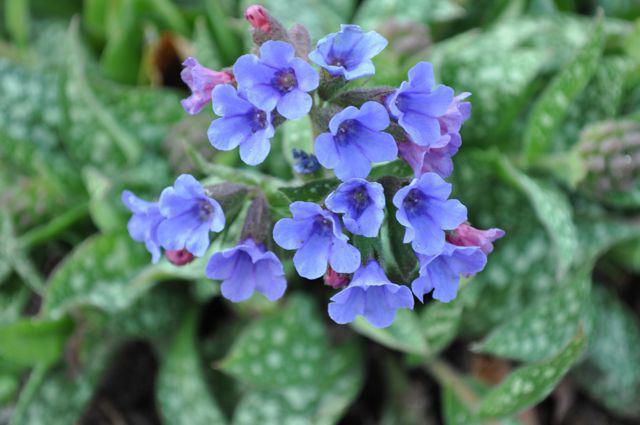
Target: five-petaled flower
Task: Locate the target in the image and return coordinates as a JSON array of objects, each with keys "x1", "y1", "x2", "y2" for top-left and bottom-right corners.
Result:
[
  {"x1": 393, "y1": 173, "x2": 467, "y2": 256},
  {"x1": 309, "y1": 24, "x2": 387, "y2": 81},
  {"x1": 233, "y1": 40, "x2": 319, "y2": 120},
  {"x1": 325, "y1": 178, "x2": 385, "y2": 237},
  {"x1": 447, "y1": 223, "x2": 505, "y2": 255},
  {"x1": 328, "y1": 260, "x2": 414, "y2": 328},
  {"x1": 208, "y1": 84, "x2": 275, "y2": 165},
  {"x1": 273, "y1": 202, "x2": 361, "y2": 279},
  {"x1": 180, "y1": 57, "x2": 233, "y2": 115},
  {"x1": 122, "y1": 191, "x2": 164, "y2": 264},
  {"x1": 315, "y1": 101, "x2": 397, "y2": 180},
  {"x1": 387, "y1": 62, "x2": 454, "y2": 147},
  {"x1": 206, "y1": 238, "x2": 286, "y2": 302},
  {"x1": 157, "y1": 174, "x2": 225, "y2": 257},
  {"x1": 412, "y1": 243, "x2": 486, "y2": 303}
]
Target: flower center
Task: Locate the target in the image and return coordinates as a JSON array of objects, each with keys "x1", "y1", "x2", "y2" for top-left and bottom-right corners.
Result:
[
  {"x1": 350, "y1": 186, "x2": 370, "y2": 215},
  {"x1": 402, "y1": 188, "x2": 426, "y2": 213},
  {"x1": 198, "y1": 199, "x2": 214, "y2": 221},
  {"x1": 251, "y1": 109, "x2": 268, "y2": 133},
  {"x1": 314, "y1": 215, "x2": 333, "y2": 236},
  {"x1": 335, "y1": 120, "x2": 357, "y2": 144},
  {"x1": 272, "y1": 68, "x2": 297, "y2": 93}
]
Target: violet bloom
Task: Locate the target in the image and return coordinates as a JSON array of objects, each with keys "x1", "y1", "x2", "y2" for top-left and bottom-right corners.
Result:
[
  {"x1": 309, "y1": 25, "x2": 387, "y2": 81},
  {"x1": 387, "y1": 62, "x2": 454, "y2": 147},
  {"x1": 207, "y1": 84, "x2": 275, "y2": 166},
  {"x1": 180, "y1": 57, "x2": 233, "y2": 115},
  {"x1": 397, "y1": 92, "x2": 471, "y2": 178},
  {"x1": 392, "y1": 173, "x2": 467, "y2": 256},
  {"x1": 206, "y1": 239, "x2": 286, "y2": 302},
  {"x1": 121, "y1": 191, "x2": 164, "y2": 263},
  {"x1": 315, "y1": 101, "x2": 397, "y2": 181},
  {"x1": 412, "y1": 243, "x2": 486, "y2": 303},
  {"x1": 233, "y1": 40, "x2": 319, "y2": 120},
  {"x1": 325, "y1": 178, "x2": 385, "y2": 237},
  {"x1": 273, "y1": 202, "x2": 360, "y2": 279},
  {"x1": 328, "y1": 260, "x2": 414, "y2": 328},
  {"x1": 157, "y1": 174, "x2": 225, "y2": 257},
  {"x1": 447, "y1": 223, "x2": 505, "y2": 255}
]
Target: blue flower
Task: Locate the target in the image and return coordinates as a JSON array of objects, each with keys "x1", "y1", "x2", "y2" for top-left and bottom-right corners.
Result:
[
  {"x1": 207, "y1": 84, "x2": 275, "y2": 166},
  {"x1": 206, "y1": 239, "x2": 286, "y2": 302},
  {"x1": 328, "y1": 260, "x2": 414, "y2": 328},
  {"x1": 121, "y1": 191, "x2": 164, "y2": 263},
  {"x1": 273, "y1": 202, "x2": 361, "y2": 279},
  {"x1": 233, "y1": 40, "x2": 319, "y2": 120},
  {"x1": 309, "y1": 25, "x2": 387, "y2": 81},
  {"x1": 387, "y1": 62, "x2": 454, "y2": 147},
  {"x1": 157, "y1": 174, "x2": 225, "y2": 257},
  {"x1": 412, "y1": 243, "x2": 486, "y2": 303},
  {"x1": 314, "y1": 101, "x2": 397, "y2": 180},
  {"x1": 392, "y1": 173, "x2": 467, "y2": 256},
  {"x1": 325, "y1": 178, "x2": 385, "y2": 237}
]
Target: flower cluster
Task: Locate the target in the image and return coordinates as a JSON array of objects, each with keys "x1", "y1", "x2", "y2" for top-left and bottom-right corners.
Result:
[{"x1": 122, "y1": 6, "x2": 503, "y2": 328}]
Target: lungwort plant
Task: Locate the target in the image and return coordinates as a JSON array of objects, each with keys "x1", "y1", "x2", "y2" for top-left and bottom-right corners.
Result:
[{"x1": 1, "y1": 1, "x2": 640, "y2": 424}]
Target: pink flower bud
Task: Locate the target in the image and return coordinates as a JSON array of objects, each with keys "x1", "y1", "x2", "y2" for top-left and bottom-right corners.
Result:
[
  {"x1": 447, "y1": 223, "x2": 505, "y2": 255},
  {"x1": 245, "y1": 5, "x2": 270, "y2": 33},
  {"x1": 166, "y1": 249, "x2": 195, "y2": 266},
  {"x1": 180, "y1": 57, "x2": 234, "y2": 115},
  {"x1": 324, "y1": 266, "x2": 350, "y2": 289}
]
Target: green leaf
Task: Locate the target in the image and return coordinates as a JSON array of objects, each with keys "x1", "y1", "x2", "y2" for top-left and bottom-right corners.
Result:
[
  {"x1": 351, "y1": 309, "x2": 427, "y2": 356},
  {"x1": 420, "y1": 296, "x2": 464, "y2": 359},
  {"x1": 43, "y1": 233, "x2": 199, "y2": 319},
  {"x1": 10, "y1": 335, "x2": 117, "y2": 425},
  {"x1": 573, "y1": 286, "x2": 640, "y2": 418},
  {"x1": 233, "y1": 344, "x2": 363, "y2": 425},
  {"x1": 523, "y1": 16, "x2": 604, "y2": 160},
  {"x1": 476, "y1": 327, "x2": 587, "y2": 420},
  {"x1": 220, "y1": 295, "x2": 334, "y2": 388},
  {"x1": 278, "y1": 178, "x2": 338, "y2": 203},
  {"x1": 192, "y1": 16, "x2": 222, "y2": 70},
  {"x1": 442, "y1": 379, "x2": 521, "y2": 425},
  {"x1": 369, "y1": 159, "x2": 413, "y2": 180},
  {"x1": 474, "y1": 272, "x2": 590, "y2": 362},
  {"x1": 0, "y1": 318, "x2": 73, "y2": 368},
  {"x1": 355, "y1": 0, "x2": 464, "y2": 28},
  {"x1": 496, "y1": 156, "x2": 577, "y2": 277},
  {"x1": 83, "y1": 167, "x2": 125, "y2": 233},
  {"x1": 0, "y1": 211, "x2": 45, "y2": 294},
  {"x1": 5, "y1": 0, "x2": 29, "y2": 47},
  {"x1": 157, "y1": 309, "x2": 227, "y2": 425},
  {"x1": 281, "y1": 116, "x2": 315, "y2": 167}
]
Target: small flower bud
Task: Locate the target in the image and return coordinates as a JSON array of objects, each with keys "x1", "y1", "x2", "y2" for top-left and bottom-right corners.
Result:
[
  {"x1": 447, "y1": 223, "x2": 505, "y2": 255},
  {"x1": 205, "y1": 182, "x2": 249, "y2": 219},
  {"x1": 166, "y1": 249, "x2": 195, "y2": 266},
  {"x1": 244, "y1": 5, "x2": 289, "y2": 46},
  {"x1": 287, "y1": 24, "x2": 312, "y2": 58},
  {"x1": 324, "y1": 266, "x2": 350, "y2": 289},
  {"x1": 331, "y1": 86, "x2": 395, "y2": 108},
  {"x1": 241, "y1": 194, "x2": 271, "y2": 245},
  {"x1": 292, "y1": 149, "x2": 321, "y2": 175},
  {"x1": 245, "y1": 5, "x2": 270, "y2": 32}
]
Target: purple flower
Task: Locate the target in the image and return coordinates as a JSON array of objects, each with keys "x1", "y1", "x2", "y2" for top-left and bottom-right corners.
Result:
[
  {"x1": 397, "y1": 92, "x2": 471, "y2": 178},
  {"x1": 207, "y1": 84, "x2": 275, "y2": 166},
  {"x1": 309, "y1": 25, "x2": 387, "y2": 81},
  {"x1": 328, "y1": 260, "x2": 414, "y2": 328},
  {"x1": 392, "y1": 173, "x2": 467, "y2": 256},
  {"x1": 412, "y1": 243, "x2": 486, "y2": 303},
  {"x1": 273, "y1": 202, "x2": 361, "y2": 279},
  {"x1": 157, "y1": 174, "x2": 225, "y2": 257},
  {"x1": 387, "y1": 62, "x2": 454, "y2": 147},
  {"x1": 325, "y1": 178, "x2": 385, "y2": 237},
  {"x1": 447, "y1": 223, "x2": 505, "y2": 255},
  {"x1": 233, "y1": 40, "x2": 319, "y2": 120},
  {"x1": 121, "y1": 191, "x2": 164, "y2": 263},
  {"x1": 206, "y1": 239, "x2": 286, "y2": 302},
  {"x1": 180, "y1": 57, "x2": 234, "y2": 115},
  {"x1": 314, "y1": 101, "x2": 397, "y2": 180}
]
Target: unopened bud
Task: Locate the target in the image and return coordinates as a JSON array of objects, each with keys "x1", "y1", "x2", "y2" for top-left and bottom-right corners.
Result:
[
  {"x1": 331, "y1": 86, "x2": 395, "y2": 108},
  {"x1": 447, "y1": 223, "x2": 504, "y2": 255},
  {"x1": 287, "y1": 24, "x2": 312, "y2": 58},
  {"x1": 205, "y1": 183, "x2": 248, "y2": 218},
  {"x1": 166, "y1": 249, "x2": 195, "y2": 266},
  {"x1": 241, "y1": 194, "x2": 271, "y2": 245},
  {"x1": 324, "y1": 266, "x2": 350, "y2": 289},
  {"x1": 244, "y1": 5, "x2": 289, "y2": 46},
  {"x1": 576, "y1": 119, "x2": 640, "y2": 195}
]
